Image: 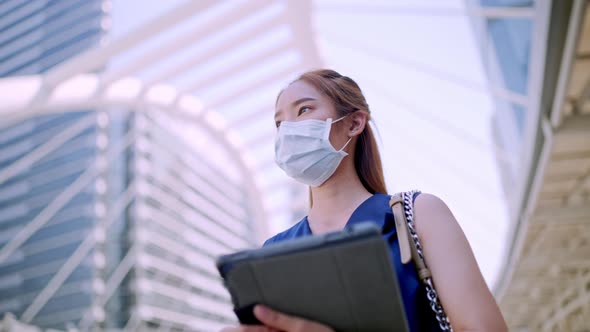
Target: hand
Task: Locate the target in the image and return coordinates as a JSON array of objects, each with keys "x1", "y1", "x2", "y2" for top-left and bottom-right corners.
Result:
[{"x1": 219, "y1": 305, "x2": 334, "y2": 332}]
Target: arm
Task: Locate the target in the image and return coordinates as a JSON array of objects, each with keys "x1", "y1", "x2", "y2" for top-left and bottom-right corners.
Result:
[{"x1": 413, "y1": 193, "x2": 507, "y2": 332}]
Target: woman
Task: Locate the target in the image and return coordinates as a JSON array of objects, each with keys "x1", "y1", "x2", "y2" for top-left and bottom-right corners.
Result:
[{"x1": 222, "y1": 69, "x2": 507, "y2": 332}]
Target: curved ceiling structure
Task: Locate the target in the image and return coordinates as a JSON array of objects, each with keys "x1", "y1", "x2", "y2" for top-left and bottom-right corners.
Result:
[{"x1": 1, "y1": 0, "x2": 324, "y2": 241}]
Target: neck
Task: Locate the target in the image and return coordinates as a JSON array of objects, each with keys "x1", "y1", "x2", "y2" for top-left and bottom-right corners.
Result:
[{"x1": 307, "y1": 156, "x2": 372, "y2": 233}]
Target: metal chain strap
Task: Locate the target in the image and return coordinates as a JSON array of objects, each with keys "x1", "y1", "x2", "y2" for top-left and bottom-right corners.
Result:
[{"x1": 402, "y1": 190, "x2": 454, "y2": 332}]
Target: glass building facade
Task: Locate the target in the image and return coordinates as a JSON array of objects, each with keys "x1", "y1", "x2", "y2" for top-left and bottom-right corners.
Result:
[
  {"x1": 0, "y1": 1, "x2": 108, "y2": 330},
  {"x1": 126, "y1": 110, "x2": 255, "y2": 331},
  {"x1": 0, "y1": 1, "x2": 258, "y2": 331}
]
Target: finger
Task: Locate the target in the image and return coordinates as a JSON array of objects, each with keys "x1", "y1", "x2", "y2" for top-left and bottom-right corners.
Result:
[
  {"x1": 254, "y1": 305, "x2": 303, "y2": 330},
  {"x1": 220, "y1": 328, "x2": 243, "y2": 332},
  {"x1": 220, "y1": 325, "x2": 276, "y2": 332}
]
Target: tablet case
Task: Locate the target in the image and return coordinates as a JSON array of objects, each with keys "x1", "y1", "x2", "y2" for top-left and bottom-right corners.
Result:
[{"x1": 216, "y1": 222, "x2": 409, "y2": 332}]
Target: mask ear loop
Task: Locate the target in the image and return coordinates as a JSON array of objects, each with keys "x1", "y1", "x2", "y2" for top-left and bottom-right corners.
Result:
[
  {"x1": 329, "y1": 115, "x2": 353, "y2": 152},
  {"x1": 332, "y1": 115, "x2": 348, "y2": 124},
  {"x1": 339, "y1": 136, "x2": 353, "y2": 152}
]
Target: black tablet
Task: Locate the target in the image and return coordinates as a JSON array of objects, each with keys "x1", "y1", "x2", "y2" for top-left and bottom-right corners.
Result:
[{"x1": 216, "y1": 222, "x2": 409, "y2": 332}]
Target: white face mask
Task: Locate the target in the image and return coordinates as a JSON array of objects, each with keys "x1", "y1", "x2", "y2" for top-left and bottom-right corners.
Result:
[{"x1": 275, "y1": 116, "x2": 352, "y2": 187}]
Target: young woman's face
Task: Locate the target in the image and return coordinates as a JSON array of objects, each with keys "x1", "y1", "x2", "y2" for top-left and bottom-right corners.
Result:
[
  {"x1": 274, "y1": 80, "x2": 339, "y2": 127},
  {"x1": 275, "y1": 80, "x2": 351, "y2": 151}
]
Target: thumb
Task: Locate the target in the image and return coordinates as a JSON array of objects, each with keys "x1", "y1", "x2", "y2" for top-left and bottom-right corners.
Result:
[{"x1": 254, "y1": 305, "x2": 302, "y2": 330}]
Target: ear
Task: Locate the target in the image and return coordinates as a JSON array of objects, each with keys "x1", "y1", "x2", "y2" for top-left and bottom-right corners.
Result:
[{"x1": 347, "y1": 111, "x2": 369, "y2": 137}]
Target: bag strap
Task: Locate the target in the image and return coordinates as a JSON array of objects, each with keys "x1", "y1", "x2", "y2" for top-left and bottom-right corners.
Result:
[
  {"x1": 390, "y1": 191, "x2": 453, "y2": 332},
  {"x1": 389, "y1": 193, "x2": 412, "y2": 264}
]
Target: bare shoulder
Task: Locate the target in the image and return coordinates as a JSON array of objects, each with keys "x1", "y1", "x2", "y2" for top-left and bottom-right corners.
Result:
[
  {"x1": 413, "y1": 192, "x2": 453, "y2": 217},
  {"x1": 412, "y1": 193, "x2": 461, "y2": 240}
]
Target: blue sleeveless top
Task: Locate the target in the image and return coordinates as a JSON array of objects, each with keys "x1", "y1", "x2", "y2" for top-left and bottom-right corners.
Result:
[{"x1": 263, "y1": 193, "x2": 435, "y2": 332}]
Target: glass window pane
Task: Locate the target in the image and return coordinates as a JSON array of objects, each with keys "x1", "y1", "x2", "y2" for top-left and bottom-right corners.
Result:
[
  {"x1": 485, "y1": 18, "x2": 532, "y2": 95},
  {"x1": 480, "y1": 0, "x2": 534, "y2": 7}
]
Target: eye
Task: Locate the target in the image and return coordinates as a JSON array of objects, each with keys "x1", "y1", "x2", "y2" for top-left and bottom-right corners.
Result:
[
  {"x1": 275, "y1": 121, "x2": 281, "y2": 128},
  {"x1": 298, "y1": 106, "x2": 311, "y2": 116}
]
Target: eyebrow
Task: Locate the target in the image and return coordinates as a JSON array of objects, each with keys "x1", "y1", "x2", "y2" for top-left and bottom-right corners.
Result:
[
  {"x1": 275, "y1": 97, "x2": 317, "y2": 120},
  {"x1": 291, "y1": 97, "x2": 317, "y2": 108}
]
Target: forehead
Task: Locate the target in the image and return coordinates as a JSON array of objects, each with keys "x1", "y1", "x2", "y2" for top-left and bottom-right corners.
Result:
[{"x1": 276, "y1": 80, "x2": 323, "y2": 109}]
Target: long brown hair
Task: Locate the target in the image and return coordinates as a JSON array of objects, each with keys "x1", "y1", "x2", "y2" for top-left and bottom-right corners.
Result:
[{"x1": 281, "y1": 69, "x2": 387, "y2": 201}]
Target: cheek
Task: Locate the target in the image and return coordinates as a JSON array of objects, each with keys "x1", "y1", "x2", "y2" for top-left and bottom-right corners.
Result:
[
  {"x1": 328, "y1": 124, "x2": 349, "y2": 148},
  {"x1": 281, "y1": 113, "x2": 296, "y2": 122}
]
